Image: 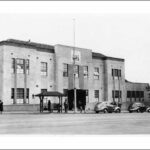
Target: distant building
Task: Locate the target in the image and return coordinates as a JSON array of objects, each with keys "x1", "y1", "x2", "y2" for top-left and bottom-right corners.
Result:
[{"x1": 0, "y1": 39, "x2": 149, "y2": 111}]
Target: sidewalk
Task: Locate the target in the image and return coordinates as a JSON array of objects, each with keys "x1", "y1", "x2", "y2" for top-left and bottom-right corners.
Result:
[{"x1": 2, "y1": 110, "x2": 128, "y2": 114}]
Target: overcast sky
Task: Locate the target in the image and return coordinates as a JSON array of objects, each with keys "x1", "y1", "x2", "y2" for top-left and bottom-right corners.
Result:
[{"x1": 0, "y1": 2, "x2": 150, "y2": 84}]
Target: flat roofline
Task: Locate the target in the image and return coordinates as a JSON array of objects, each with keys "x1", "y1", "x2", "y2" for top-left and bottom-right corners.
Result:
[
  {"x1": 92, "y1": 52, "x2": 124, "y2": 62},
  {"x1": 0, "y1": 39, "x2": 125, "y2": 62},
  {"x1": 125, "y1": 79, "x2": 149, "y2": 85},
  {"x1": 0, "y1": 39, "x2": 54, "y2": 53}
]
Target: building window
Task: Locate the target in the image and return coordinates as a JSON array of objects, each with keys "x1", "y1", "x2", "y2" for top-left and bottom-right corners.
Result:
[
  {"x1": 27, "y1": 89, "x2": 29, "y2": 99},
  {"x1": 11, "y1": 88, "x2": 29, "y2": 103},
  {"x1": 17, "y1": 88, "x2": 24, "y2": 99},
  {"x1": 94, "y1": 90, "x2": 99, "y2": 101},
  {"x1": 26, "y1": 59, "x2": 29, "y2": 75},
  {"x1": 112, "y1": 69, "x2": 121, "y2": 77},
  {"x1": 63, "y1": 89, "x2": 68, "y2": 96},
  {"x1": 94, "y1": 67, "x2": 99, "y2": 80},
  {"x1": 11, "y1": 88, "x2": 29, "y2": 99},
  {"x1": 132, "y1": 91, "x2": 135, "y2": 98},
  {"x1": 41, "y1": 62, "x2": 47, "y2": 76},
  {"x1": 63, "y1": 64, "x2": 68, "y2": 77},
  {"x1": 16, "y1": 59, "x2": 24, "y2": 74},
  {"x1": 74, "y1": 65, "x2": 79, "y2": 78},
  {"x1": 127, "y1": 91, "x2": 131, "y2": 98},
  {"x1": 118, "y1": 70, "x2": 121, "y2": 77},
  {"x1": 11, "y1": 58, "x2": 29, "y2": 74},
  {"x1": 112, "y1": 90, "x2": 122, "y2": 98},
  {"x1": 83, "y1": 66, "x2": 88, "y2": 78},
  {"x1": 140, "y1": 91, "x2": 144, "y2": 98},
  {"x1": 11, "y1": 58, "x2": 15, "y2": 73},
  {"x1": 136, "y1": 91, "x2": 140, "y2": 98},
  {"x1": 11, "y1": 88, "x2": 14, "y2": 99},
  {"x1": 41, "y1": 89, "x2": 47, "y2": 93}
]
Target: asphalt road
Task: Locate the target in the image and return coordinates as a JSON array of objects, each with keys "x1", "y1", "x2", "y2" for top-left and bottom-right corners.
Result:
[{"x1": 0, "y1": 112, "x2": 150, "y2": 134}]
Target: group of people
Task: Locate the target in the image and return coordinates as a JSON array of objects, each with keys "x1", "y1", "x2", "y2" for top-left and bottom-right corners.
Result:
[
  {"x1": 47, "y1": 98, "x2": 86, "y2": 113},
  {"x1": 47, "y1": 99, "x2": 69, "y2": 113}
]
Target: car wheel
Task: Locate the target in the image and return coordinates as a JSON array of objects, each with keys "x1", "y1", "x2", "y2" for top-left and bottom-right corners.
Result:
[
  {"x1": 147, "y1": 109, "x2": 150, "y2": 113},
  {"x1": 103, "y1": 108, "x2": 108, "y2": 113},
  {"x1": 129, "y1": 110, "x2": 132, "y2": 113},
  {"x1": 95, "y1": 111, "x2": 99, "y2": 114},
  {"x1": 137, "y1": 109, "x2": 140, "y2": 113},
  {"x1": 116, "y1": 109, "x2": 121, "y2": 113}
]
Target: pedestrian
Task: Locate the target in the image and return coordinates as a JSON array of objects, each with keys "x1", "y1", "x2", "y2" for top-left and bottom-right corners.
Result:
[
  {"x1": 48, "y1": 100, "x2": 51, "y2": 113},
  {"x1": 0, "y1": 100, "x2": 3, "y2": 114},
  {"x1": 78, "y1": 101, "x2": 82, "y2": 113},
  {"x1": 57, "y1": 103, "x2": 61, "y2": 113},
  {"x1": 64, "y1": 98, "x2": 68, "y2": 113}
]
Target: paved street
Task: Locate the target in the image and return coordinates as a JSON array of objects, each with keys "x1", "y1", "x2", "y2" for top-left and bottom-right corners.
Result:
[{"x1": 0, "y1": 112, "x2": 150, "y2": 134}]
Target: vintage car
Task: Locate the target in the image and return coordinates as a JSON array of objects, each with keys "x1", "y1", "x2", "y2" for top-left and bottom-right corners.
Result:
[
  {"x1": 128, "y1": 102, "x2": 150, "y2": 113},
  {"x1": 94, "y1": 101, "x2": 121, "y2": 113}
]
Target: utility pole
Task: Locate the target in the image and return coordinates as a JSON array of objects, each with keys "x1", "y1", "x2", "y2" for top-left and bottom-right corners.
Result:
[{"x1": 73, "y1": 18, "x2": 77, "y2": 113}]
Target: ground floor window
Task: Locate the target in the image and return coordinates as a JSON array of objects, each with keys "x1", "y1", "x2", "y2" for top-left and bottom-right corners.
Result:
[
  {"x1": 94, "y1": 90, "x2": 99, "y2": 102},
  {"x1": 127, "y1": 90, "x2": 144, "y2": 101},
  {"x1": 11, "y1": 88, "x2": 29, "y2": 104},
  {"x1": 41, "y1": 89, "x2": 47, "y2": 93},
  {"x1": 112, "y1": 90, "x2": 122, "y2": 98}
]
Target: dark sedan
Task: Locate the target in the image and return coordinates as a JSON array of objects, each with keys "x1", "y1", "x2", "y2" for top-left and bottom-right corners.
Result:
[
  {"x1": 128, "y1": 102, "x2": 150, "y2": 113},
  {"x1": 94, "y1": 101, "x2": 121, "y2": 113}
]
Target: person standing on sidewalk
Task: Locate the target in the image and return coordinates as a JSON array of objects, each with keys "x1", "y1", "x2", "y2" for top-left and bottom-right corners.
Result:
[
  {"x1": 48, "y1": 100, "x2": 51, "y2": 113},
  {"x1": 64, "y1": 98, "x2": 68, "y2": 113},
  {"x1": 0, "y1": 100, "x2": 3, "y2": 114}
]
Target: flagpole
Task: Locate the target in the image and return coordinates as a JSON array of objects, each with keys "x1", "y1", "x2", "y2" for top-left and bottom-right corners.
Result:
[{"x1": 73, "y1": 18, "x2": 77, "y2": 113}]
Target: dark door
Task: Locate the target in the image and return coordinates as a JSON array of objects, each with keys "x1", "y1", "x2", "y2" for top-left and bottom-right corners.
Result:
[{"x1": 68, "y1": 89, "x2": 86, "y2": 110}]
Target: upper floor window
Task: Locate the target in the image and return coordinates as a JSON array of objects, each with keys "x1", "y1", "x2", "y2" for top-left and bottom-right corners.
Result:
[
  {"x1": 26, "y1": 59, "x2": 29, "y2": 74},
  {"x1": 16, "y1": 59, "x2": 24, "y2": 74},
  {"x1": 74, "y1": 65, "x2": 79, "y2": 78},
  {"x1": 112, "y1": 69, "x2": 121, "y2": 77},
  {"x1": 63, "y1": 64, "x2": 68, "y2": 77},
  {"x1": 94, "y1": 67, "x2": 99, "y2": 80},
  {"x1": 11, "y1": 58, "x2": 15, "y2": 73},
  {"x1": 41, "y1": 62, "x2": 47, "y2": 76},
  {"x1": 83, "y1": 66, "x2": 88, "y2": 78},
  {"x1": 11, "y1": 58, "x2": 29, "y2": 74}
]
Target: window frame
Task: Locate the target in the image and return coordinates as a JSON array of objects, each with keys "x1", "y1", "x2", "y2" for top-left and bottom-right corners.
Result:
[
  {"x1": 94, "y1": 67, "x2": 99, "y2": 80},
  {"x1": 74, "y1": 65, "x2": 79, "y2": 78},
  {"x1": 41, "y1": 62, "x2": 48, "y2": 76},
  {"x1": 83, "y1": 66, "x2": 88, "y2": 78},
  {"x1": 63, "y1": 63, "x2": 68, "y2": 77}
]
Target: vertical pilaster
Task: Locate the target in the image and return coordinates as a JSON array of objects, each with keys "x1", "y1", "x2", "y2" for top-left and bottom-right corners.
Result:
[
  {"x1": 14, "y1": 58, "x2": 17, "y2": 104},
  {"x1": 113, "y1": 70, "x2": 115, "y2": 103},
  {"x1": 24, "y1": 59, "x2": 27, "y2": 104},
  {"x1": 79, "y1": 65, "x2": 84, "y2": 89}
]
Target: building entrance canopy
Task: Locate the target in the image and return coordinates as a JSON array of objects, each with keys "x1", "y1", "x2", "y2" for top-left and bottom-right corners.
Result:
[{"x1": 35, "y1": 91, "x2": 65, "y2": 113}]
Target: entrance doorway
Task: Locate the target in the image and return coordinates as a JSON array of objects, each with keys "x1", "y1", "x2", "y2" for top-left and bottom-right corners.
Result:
[{"x1": 68, "y1": 89, "x2": 86, "y2": 110}]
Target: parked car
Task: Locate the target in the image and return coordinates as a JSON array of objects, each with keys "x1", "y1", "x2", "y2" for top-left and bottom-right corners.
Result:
[
  {"x1": 94, "y1": 101, "x2": 121, "y2": 113},
  {"x1": 128, "y1": 102, "x2": 150, "y2": 113}
]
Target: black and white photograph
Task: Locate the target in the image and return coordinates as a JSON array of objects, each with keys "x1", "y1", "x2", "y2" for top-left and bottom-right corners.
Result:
[{"x1": 0, "y1": 1, "x2": 150, "y2": 149}]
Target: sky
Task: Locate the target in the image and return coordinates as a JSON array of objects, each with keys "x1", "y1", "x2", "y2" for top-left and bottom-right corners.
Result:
[
  {"x1": 0, "y1": 2, "x2": 150, "y2": 84},
  {"x1": 1, "y1": 1, "x2": 150, "y2": 149}
]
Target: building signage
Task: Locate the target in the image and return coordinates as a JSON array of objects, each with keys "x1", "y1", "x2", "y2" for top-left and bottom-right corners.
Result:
[{"x1": 71, "y1": 50, "x2": 81, "y2": 63}]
